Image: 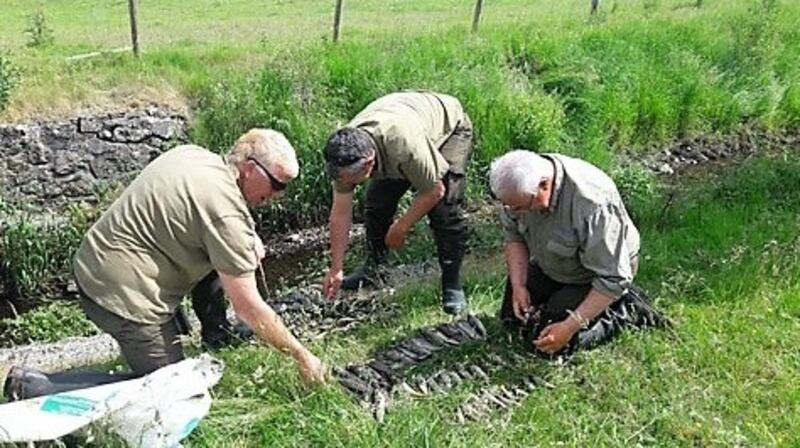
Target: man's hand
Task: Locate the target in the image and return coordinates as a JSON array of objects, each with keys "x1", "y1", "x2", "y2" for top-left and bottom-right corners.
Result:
[
  {"x1": 323, "y1": 268, "x2": 344, "y2": 300},
  {"x1": 385, "y1": 220, "x2": 410, "y2": 249},
  {"x1": 296, "y1": 351, "x2": 328, "y2": 386},
  {"x1": 512, "y1": 287, "x2": 532, "y2": 321},
  {"x1": 534, "y1": 318, "x2": 581, "y2": 354}
]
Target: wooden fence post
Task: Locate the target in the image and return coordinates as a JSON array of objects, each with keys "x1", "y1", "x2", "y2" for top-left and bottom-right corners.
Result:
[
  {"x1": 127, "y1": 0, "x2": 140, "y2": 57},
  {"x1": 472, "y1": 0, "x2": 484, "y2": 33},
  {"x1": 333, "y1": 0, "x2": 344, "y2": 43},
  {"x1": 591, "y1": 0, "x2": 600, "y2": 15}
]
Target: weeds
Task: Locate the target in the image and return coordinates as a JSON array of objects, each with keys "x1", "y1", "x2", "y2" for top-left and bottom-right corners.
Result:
[
  {"x1": 0, "y1": 51, "x2": 19, "y2": 113},
  {"x1": 25, "y1": 8, "x2": 54, "y2": 48}
]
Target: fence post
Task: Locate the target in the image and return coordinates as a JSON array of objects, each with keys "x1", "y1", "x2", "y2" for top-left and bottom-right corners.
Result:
[
  {"x1": 591, "y1": 0, "x2": 600, "y2": 15},
  {"x1": 472, "y1": 0, "x2": 484, "y2": 33},
  {"x1": 333, "y1": 0, "x2": 344, "y2": 43},
  {"x1": 127, "y1": 0, "x2": 140, "y2": 57}
]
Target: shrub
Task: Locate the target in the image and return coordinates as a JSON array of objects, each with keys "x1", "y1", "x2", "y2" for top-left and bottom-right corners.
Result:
[
  {"x1": 0, "y1": 51, "x2": 19, "y2": 113},
  {"x1": 25, "y1": 8, "x2": 55, "y2": 48}
]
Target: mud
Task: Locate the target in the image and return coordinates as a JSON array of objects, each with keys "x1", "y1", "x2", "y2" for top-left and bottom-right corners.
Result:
[{"x1": 642, "y1": 127, "x2": 799, "y2": 176}]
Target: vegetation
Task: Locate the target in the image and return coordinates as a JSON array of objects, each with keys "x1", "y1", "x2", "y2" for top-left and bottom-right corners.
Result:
[
  {"x1": 186, "y1": 152, "x2": 800, "y2": 447},
  {"x1": 0, "y1": 52, "x2": 19, "y2": 113},
  {"x1": 0, "y1": 1, "x2": 799, "y2": 445}
]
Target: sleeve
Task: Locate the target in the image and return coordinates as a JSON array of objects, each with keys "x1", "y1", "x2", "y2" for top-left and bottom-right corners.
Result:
[
  {"x1": 394, "y1": 134, "x2": 447, "y2": 193},
  {"x1": 202, "y1": 215, "x2": 258, "y2": 277},
  {"x1": 499, "y1": 206, "x2": 525, "y2": 243},
  {"x1": 579, "y1": 203, "x2": 635, "y2": 300}
]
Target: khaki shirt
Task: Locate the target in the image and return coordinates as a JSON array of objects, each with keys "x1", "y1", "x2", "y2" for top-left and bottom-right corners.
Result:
[
  {"x1": 334, "y1": 91, "x2": 466, "y2": 194},
  {"x1": 500, "y1": 154, "x2": 640, "y2": 300},
  {"x1": 74, "y1": 145, "x2": 258, "y2": 324}
]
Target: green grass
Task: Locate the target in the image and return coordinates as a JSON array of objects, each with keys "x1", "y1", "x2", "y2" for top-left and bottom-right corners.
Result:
[
  {"x1": 181, "y1": 151, "x2": 800, "y2": 447},
  {"x1": 0, "y1": 3, "x2": 799, "y2": 444},
  {"x1": 2, "y1": 0, "x2": 799, "y2": 229}
]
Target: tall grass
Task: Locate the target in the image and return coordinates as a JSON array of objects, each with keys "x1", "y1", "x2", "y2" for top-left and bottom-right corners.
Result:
[
  {"x1": 186, "y1": 151, "x2": 800, "y2": 447},
  {"x1": 192, "y1": 0, "x2": 800, "y2": 228}
]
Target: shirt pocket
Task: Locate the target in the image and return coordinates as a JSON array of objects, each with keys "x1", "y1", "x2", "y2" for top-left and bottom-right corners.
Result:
[{"x1": 545, "y1": 227, "x2": 579, "y2": 258}]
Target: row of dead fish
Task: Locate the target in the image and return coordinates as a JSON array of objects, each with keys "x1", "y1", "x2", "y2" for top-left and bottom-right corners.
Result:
[
  {"x1": 333, "y1": 314, "x2": 554, "y2": 423},
  {"x1": 267, "y1": 289, "x2": 399, "y2": 340},
  {"x1": 455, "y1": 374, "x2": 554, "y2": 423}
]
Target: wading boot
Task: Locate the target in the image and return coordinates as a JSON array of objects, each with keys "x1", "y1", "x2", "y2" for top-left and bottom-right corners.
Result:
[
  {"x1": 576, "y1": 286, "x2": 667, "y2": 351},
  {"x1": 3, "y1": 366, "x2": 53, "y2": 401},
  {"x1": 442, "y1": 288, "x2": 467, "y2": 316},
  {"x1": 436, "y1": 232, "x2": 467, "y2": 315},
  {"x1": 191, "y1": 273, "x2": 253, "y2": 350},
  {"x1": 341, "y1": 250, "x2": 387, "y2": 291}
]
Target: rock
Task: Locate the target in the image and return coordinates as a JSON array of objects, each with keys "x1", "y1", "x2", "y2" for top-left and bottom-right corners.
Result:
[
  {"x1": 0, "y1": 107, "x2": 188, "y2": 208},
  {"x1": 78, "y1": 117, "x2": 103, "y2": 134},
  {"x1": 657, "y1": 163, "x2": 674, "y2": 175}
]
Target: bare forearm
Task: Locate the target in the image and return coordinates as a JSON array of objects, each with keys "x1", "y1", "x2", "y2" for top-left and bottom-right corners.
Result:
[
  {"x1": 398, "y1": 182, "x2": 445, "y2": 228},
  {"x1": 329, "y1": 194, "x2": 353, "y2": 270},
  {"x1": 504, "y1": 241, "x2": 530, "y2": 290},
  {"x1": 233, "y1": 296, "x2": 308, "y2": 359},
  {"x1": 575, "y1": 288, "x2": 614, "y2": 322}
]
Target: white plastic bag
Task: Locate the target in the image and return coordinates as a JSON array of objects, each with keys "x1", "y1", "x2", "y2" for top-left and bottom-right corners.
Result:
[{"x1": 0, "y1": 354, "x2": 224, "y2": 447}]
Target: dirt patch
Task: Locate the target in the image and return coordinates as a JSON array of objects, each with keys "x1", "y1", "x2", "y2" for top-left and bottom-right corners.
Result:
[{"x1": 641, "y1": 127, "x2": 799, "y2": 176}]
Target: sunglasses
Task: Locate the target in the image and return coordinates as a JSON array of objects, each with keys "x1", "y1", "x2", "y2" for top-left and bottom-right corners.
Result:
[{"x1": 248, "y1": 157, "x2": 288, "y2": 192}]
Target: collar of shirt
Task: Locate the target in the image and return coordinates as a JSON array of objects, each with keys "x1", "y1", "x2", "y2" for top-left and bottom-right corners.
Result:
[
  {"x1": 543, "y1": 154, "x2": 565, "y2": 214},
  {"x1": 360, "y1": 126, "x2": 385, "y2": 177}
]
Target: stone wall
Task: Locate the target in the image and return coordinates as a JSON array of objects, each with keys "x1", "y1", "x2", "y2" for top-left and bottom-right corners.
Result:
[{"x1": 0, "y1": 107, "x2": 188, "y2": 208}]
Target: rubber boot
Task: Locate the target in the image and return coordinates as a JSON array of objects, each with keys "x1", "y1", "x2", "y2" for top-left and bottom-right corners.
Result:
[
  {"x1": 575, "y1": 286, "x2": 667, "y2": 351},
  {"x1": 3, "y1": 366, "x2": 134, "y2": 401},
  {"x1": 341, "y1": 242, "x2": 387, "y2": 291},
  {"x1": 436, "y1": 232, "x2": 467, "y2": 315},
  {"x1": 192, "y1": 273, "x2": 252, "y2": 349}
]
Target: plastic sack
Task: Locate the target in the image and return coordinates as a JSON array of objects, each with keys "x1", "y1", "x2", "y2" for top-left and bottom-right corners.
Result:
[{"x1": 0, "y1": 354, "x2": 224, "y2": 447}]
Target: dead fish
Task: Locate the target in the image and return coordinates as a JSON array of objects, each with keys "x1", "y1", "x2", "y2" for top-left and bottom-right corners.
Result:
[
  {"x1": 420, "y1": 328, "x2": 460, "y2": 347},
  {"x1": 467, "y1": 314, "x2": 487, "y2": 338},
  {"x1": 453, "y1": 319, "x2": 481, "y2": 340}
]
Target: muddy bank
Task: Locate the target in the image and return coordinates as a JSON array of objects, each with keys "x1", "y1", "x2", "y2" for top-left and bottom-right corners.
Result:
[
  {"x1": 642, "y1": 127, "x2": 799, "y2": 176},
  {"x1": 0, "y1": 252, "x2": 439, "y2": 373}
]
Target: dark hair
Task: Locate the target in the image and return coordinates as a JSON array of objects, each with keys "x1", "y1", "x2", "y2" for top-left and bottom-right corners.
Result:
[{"x1": 324, "y1": 127, "x2": 375, "y2": 178}]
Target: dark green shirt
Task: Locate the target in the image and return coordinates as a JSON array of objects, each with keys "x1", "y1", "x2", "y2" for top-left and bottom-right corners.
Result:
[
  {"x1": 334, "y1": 91, "x2": 466, "y2": 193},
  {"x1": 500, "y1": 154, "x2": 640, "y2": 299}
]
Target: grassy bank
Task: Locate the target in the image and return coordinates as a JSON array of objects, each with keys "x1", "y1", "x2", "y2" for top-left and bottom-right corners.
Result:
[
  {"x1": 187, "y1": 150, "x2": 800, "y2": 447},
  {"x1": 2, "y1": 0, "x2": 800, "y2": 322}
]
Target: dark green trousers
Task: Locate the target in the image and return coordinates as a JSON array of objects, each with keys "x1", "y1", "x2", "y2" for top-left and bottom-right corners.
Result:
[{"x1": 363, "y1": 117, "x2": 473, "y2": 290}]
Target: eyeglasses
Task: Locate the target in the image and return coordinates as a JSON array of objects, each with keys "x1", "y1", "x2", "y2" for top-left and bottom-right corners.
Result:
[{"x1": 248, "y1": 157, "x2": 288, "y2": 192}]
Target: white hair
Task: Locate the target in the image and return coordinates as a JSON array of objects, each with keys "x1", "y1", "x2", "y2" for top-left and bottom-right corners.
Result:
[
  {"x1": 489, "y1": 150, "x2": 553, "y2": 199},
  {"x1": 227, "y1": 129, "x2": 299, "y2": 179}
]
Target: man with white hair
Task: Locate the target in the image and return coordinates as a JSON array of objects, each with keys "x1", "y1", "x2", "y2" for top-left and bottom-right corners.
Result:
[
  {"x1": 489, "y1": 150, "x2": 663, "y2": 356},
  {"x1": 3, "y1": 129, "x2": 327, "y2": 400},
  {"x1": 322, "y1": 91, "x2": 473, "y2": 315}
]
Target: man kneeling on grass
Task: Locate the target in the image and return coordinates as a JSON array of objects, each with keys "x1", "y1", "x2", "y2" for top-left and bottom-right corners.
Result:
[
  {"x1": 3, "y1": 129, "x2": 327, "y2": 401},
  {"x1": 489, "y1": 150, "x2": 665, "y2": 357}
]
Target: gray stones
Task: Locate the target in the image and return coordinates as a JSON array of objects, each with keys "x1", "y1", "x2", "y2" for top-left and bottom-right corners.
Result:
[
  {"x1": 646, "y1": 128, "x2": 799, "y2": 177},
  {"x1": 0, "y1": 107, "x2": 187, "y2": 208}
]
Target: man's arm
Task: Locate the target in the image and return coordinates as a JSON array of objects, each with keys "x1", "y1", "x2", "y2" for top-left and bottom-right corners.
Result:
[
  {"x1": 504, "y1": 240, "x2": 529, "y2": 292},
  {"x1": 323, "y1": 191, "x2": 354, "y2": 298},
  {"x1": 385, "y1": 181, "x2": 445, "y2": 249},
  {"x1": 219, "y1": 272, "x2": 327, "y2": 385},
  {"x1": 534, "y1": 287, "x2": 613, "y2": 354},
  {"x1": 504, "y1": 240, "x2": 532, "y2": 320}
]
